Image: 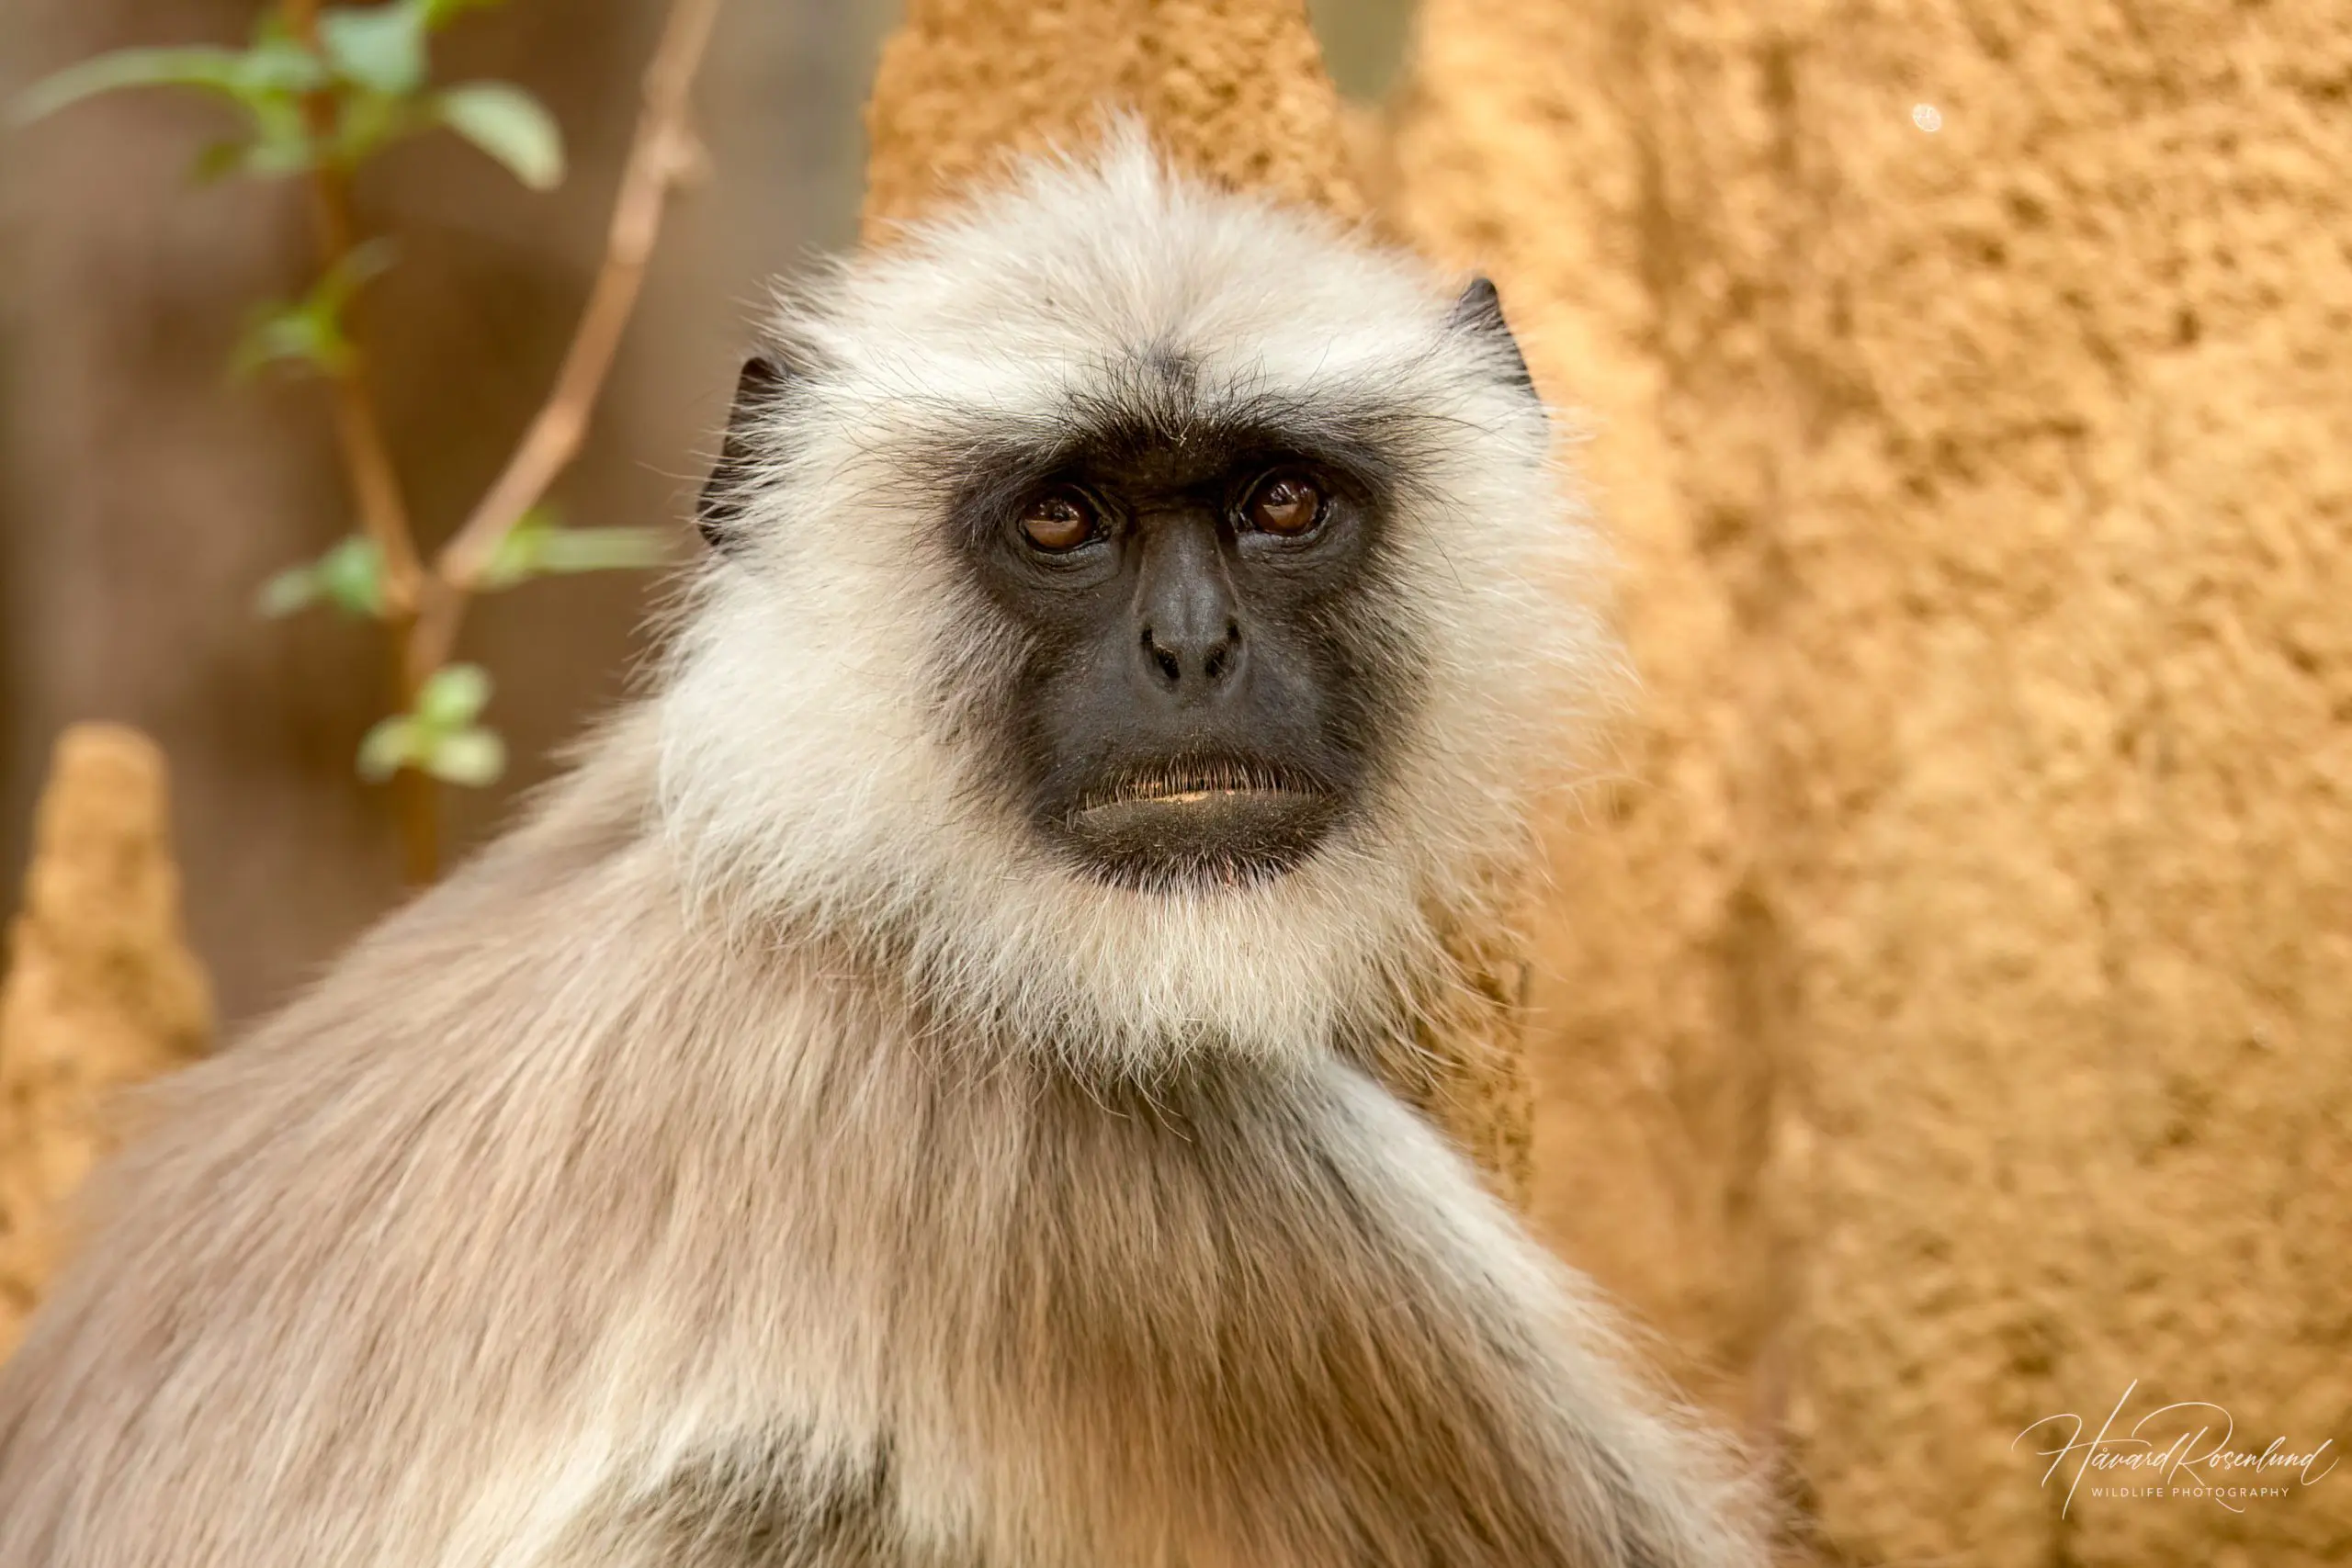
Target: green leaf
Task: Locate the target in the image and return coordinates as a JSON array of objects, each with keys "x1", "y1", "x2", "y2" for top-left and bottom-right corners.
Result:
[
  {"x1": 230, "y1": 241, "x2": 395, "y2": 379},
  {"x1": 316, "y1": 535, "x2": 389, "y2": 615},
  {"x1": 249, "y1": 13, "x2": 301, "y2": 50},
  {"x1": 231, "y1": 35, "x2": 328, "y2": 95},
  {"x1": 356, "y1": 716, "x2": 418, "y2": 782},
  {"x1": 422, "y1": 726, "x2": 506, "y2": 786},
  {"x1": 435, "y1": 82, "x2": 562, "y2": 190},
  {"x1": 189, "y1": 138, "x2": 250, "y2": 184},
  {"x1": 17, "y1": 46, "x2": 258, "y2": 123},
  {"x1": 317, "y1": 237, "x2": 400, "y2": 310},
  {"x1": 231, "y1": 301, "x2": 349, "y2": 378},
  {"x1": 478, "y1": 506, "x2": 666, "y2": 590},
  {"x1": 414, "y1": 663, "x2": 492, "y2": 728},
  {"x1": 329, "y1": 86, "x2": 423, "y2": 165},
  {"x1": 257, "y1": 563, "x2": 322, "y2": 618},
  {"x1": 17, "y1": 39, "x2": 335, "y2": 178},
  {"x1": 533, "y1": 525, "x2": 668, "y2": 575},
  {"x1": 319, "y1": 2, "x2": 430, "y2": 97},
  {"x1": 476, "y1": 503, "x2": 558, "y2": 589},
  {"x1": 356, "y1": 668, "x2": 503, "y2": 788},
  {"x1": 421, "y1": 0, "x2": 505, "y2": 28},
  {"x1": 256, "y1": 536, "x2": 386, "y2": 619},
  {"x1": 15, "y1": 35, "x2": 333, "y2": 125},
  {"x1": 241, "y1": 94, "x2": 319, "y2": 175}
]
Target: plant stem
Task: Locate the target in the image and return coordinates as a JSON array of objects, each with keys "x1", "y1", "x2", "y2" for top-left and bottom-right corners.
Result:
[
  {"x1": 281, "y1": 0, "x2": 721, "y2": 886},
  {"x1": 410, "y1": 0, "x2": 724, "y2": 680},
  {"x1": 282, "y1": 0, "x2": 438, "y2": 885}
]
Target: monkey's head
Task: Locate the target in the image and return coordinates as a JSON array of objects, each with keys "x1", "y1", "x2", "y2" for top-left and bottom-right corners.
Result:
[{"x1": 662, "y1": 133, "x2": 1616, "y2": 1069}]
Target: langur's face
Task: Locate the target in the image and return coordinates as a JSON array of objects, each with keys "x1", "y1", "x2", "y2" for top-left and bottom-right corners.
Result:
[
  {"x1": 953, "y1": 406, "x2": 1404, "y2": 890},
  {"x1": 674, "y1": 136, "x2": 1604, "y2": 1065}
]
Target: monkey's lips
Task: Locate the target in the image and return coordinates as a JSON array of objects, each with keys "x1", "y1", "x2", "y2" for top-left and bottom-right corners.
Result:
[{"x1": 1061, "y1": 773, "x2": 1340, "y2": 888}]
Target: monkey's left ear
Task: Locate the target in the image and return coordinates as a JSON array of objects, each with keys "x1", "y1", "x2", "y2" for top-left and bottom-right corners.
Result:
[
  {"x1": 697, "y1": 354, "x2": 791, "y2": 554},
  {"x1": 1447, "y1": 276, "x2": 1537, "y2": 397}
]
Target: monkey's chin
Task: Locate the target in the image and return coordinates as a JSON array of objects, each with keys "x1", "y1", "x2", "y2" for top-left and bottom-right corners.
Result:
[{"x1": 1059, "y1": 788, "x2": 1339, "y2": 891}]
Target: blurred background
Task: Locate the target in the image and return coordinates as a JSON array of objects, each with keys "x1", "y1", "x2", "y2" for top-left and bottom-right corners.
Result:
[
  {"x1": 4, "y1": 2, "x2": 2347, "y2": 1563},
  {"x1": 5, "y1": 0, "x2": 1444, "y2": 1018},
  {"x1": 0, "y1": 0, "x2": 1413, "y2": 1020}
]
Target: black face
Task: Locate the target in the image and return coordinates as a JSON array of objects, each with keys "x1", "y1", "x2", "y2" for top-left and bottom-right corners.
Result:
[
  {"x1": 695, "y1": 280, "x2": 1537, "y2": 895},
  {"x1": 951, "y1": 415, "x2": 1406, "y2": 891}
]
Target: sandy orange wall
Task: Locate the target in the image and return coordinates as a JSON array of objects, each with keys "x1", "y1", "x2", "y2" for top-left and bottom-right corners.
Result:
[
  {"x1": 864, "y1": 0, "x2": 1367, "y2": 236},
  {"x1": 1392, "y1": 2, "x2": 2352, "y2": 1562}
]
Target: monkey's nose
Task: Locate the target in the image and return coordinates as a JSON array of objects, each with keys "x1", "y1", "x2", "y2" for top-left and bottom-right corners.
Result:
[
  {"x1": 1139, "y1": 617, "x2": 1244, "y2": 692},
  {"x1": 1133, "y1": 520, "x2": 1246, "y2": 698}
]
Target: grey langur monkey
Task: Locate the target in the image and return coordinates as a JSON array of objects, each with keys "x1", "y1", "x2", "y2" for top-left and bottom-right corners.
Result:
[{"x1": 0, "y1": 133, "x2": 1764, "y2": 1567}]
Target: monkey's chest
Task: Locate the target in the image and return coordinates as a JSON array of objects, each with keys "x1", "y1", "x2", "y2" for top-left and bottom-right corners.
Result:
[{"x1": 861, "y1": 1083, "x2": 1550, "y2": 1564}]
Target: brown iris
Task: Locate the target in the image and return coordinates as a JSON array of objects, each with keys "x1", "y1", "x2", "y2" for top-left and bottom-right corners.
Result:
[
  {"x1": 1246, "y1": 471, "x2": 1323, "y2": 536},
  {"x1": 1019, "y1": 489, "x2": 1097, "y2": 551}
]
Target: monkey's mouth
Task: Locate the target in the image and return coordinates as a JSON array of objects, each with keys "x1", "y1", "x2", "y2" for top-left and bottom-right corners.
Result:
[
  {"x1": 1078, "y1": 761, "x2": 1328, "y2": 814},
  {"x1": 1059, "y1": 764, "x2": 1340, "y2": 889}
]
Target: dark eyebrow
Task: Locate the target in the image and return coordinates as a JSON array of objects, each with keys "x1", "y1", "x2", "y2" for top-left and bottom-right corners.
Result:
[{"x1": 937, "y1": 398, "x2": 1420, "y2": 510}]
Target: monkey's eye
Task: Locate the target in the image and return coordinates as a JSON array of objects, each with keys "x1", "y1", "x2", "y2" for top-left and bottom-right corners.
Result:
[
  {"x1": 1244, "y1": 471, "x2": 1325, "y2": 536},
  {"x1": 1019, "y1": 488, "x2": 1099, "y2": 552}
]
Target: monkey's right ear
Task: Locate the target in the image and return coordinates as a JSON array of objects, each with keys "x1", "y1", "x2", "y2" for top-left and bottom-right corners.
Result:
[
  {"x1": 697, "y1": 354, "x2": 791, "y2": 554},
  {"x1": 1447, "y1": 276, "x2": 1537, "y2": 397}
]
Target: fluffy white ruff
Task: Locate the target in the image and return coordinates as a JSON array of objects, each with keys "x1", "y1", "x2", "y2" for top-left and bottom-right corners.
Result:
[{"x1": 656, "y1": 131, "x2": 1615, "y2": 1074}]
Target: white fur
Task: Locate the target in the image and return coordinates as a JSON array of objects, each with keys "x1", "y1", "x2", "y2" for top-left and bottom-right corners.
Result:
[{"x1": 657, "y1": 132, "x2": 1616, "y2": 1072}]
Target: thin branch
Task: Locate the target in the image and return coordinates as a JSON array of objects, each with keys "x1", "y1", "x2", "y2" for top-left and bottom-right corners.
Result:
[
  {"x1": 410, "y1": 0, "x2": 724, "y2": 678},
  {"x1": 273, "y1": 0, "x2": 720, "y2": 883},
  {"x1": 282, "y1": 0, "x2": 426, "y2": 620},
  {"x1": 283, "y1": 0, "x2": 437, "y2": 883}
]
